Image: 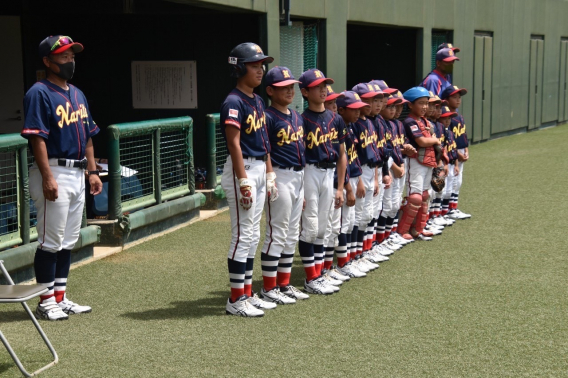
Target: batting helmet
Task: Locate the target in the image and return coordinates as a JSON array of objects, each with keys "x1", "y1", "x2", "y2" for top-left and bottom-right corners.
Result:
[
  {"x1": 402, "y1": 87, "x2": 431, "y2": 103},
  {"x1": 228, "y1": 42, "x2": 274, "y2": 78}
]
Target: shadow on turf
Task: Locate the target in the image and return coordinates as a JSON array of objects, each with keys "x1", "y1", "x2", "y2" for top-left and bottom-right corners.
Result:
[
  {"x1": 0, "y1": 310, "x2": 32, "y2": 323},
  {"x1": 0, "y1": 363, "x2": 14, "y2": 375},
  {"x1": 119, "y1": 291, "x2": 228, "y2": 320}
]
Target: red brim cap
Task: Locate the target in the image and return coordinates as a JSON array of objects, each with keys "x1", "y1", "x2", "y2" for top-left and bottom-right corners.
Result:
[
  {"x1": 450, "y1": 88, "x2": 468, "y2": 96},
  {"x1": 325, "y1": 93, "x2": 344, "y2": 101},
  {"x1": 382, "y1": 88, "x2": 398, "y2": 94},
  {"x1": 387, "y1": 98, "x2": 403, "y2": 105},
  {"x1": 347, "y1": 102, "x2": 370, "y2": 109},
  {"x1": 429, "y1": 98, "x2": 442, "y2": 104},
  {"x1": 440, "y1": 111, "x2": 457, "y2": 118},
  {"x1": 452, "y1": 47, "x2": 461, "y2": 53},
  {"x1": 271, "y1": 79, "x2": 301, "y2": 87},
  {"x1": 359, "y1": 91, "x2": 382, "y2": 98},
  {"x1": 442, "y1": 56, "x2": 460, "y2": 62},
  {"x1": 308, "y1": 78, "x2": 335, "y2": 87}
]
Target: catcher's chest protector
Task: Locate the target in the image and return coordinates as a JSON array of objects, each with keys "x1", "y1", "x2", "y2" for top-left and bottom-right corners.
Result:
[{"x1": 413, "y1": 126, "x2": 436, "y2": 167}]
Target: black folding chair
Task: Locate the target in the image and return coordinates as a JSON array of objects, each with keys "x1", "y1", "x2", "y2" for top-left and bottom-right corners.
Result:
[{"x1": 0, "y1": 260, "x2": 58, "y2": 377}]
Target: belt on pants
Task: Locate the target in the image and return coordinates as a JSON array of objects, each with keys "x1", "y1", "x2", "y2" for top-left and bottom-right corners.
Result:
[
  {"x1": 48, "y1": 158, "x2": 88, "y2": 169},
  {"x1": 243, "y1": 155, "x2": 268, "y2": 162},
  {"x1": 310, "y1": 161, "x2": 336, "y2": 169},
  {"x1": 274, "y1": 165, "x2": 303, "y2": 171}
]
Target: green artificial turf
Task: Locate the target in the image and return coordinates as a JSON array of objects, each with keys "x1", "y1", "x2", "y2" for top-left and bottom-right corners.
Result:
[{"x1": 1, "y1": 125, "x2": 567, "y2": 377}]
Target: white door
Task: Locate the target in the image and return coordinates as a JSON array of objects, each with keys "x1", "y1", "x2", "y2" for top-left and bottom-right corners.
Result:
[{"x1": 0, "y1": 16, "x2": 25, "y2": 135}]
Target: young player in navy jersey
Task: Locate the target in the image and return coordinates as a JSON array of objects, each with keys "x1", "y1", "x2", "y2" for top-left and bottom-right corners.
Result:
[
  {"x1": 378, "y1": 93, "x2": 407, "y2": 250},
  {"x1": 221, "y1": 42, "x2": 277, "y2": 317},
  {"x1": 439, "y1": 105, "x2": 460, "y2": 219},
  {"x1": 321, "y1": 87, "x2": 351, "y2": 285},
  {"x1": 398, "y1": 87, "x2": 441, "y2": 241},
  {"x1": 442, "y1": 85, "x2": 472, "y2": 220},
  {"x1": 335, "y1": 91, "x2": 369, "y2": 278},
  {"x1": 22, "y1": 35, "x2": 102, "y2": 321},
  {"x1": 298, "y1": 68, "x2": 347, "y2": 295},
  {"x1": 351, "y1": 83, "x2": 386, "y2": 271},
  {"x1": 367, "y1": 80, "x2": 395, "y2": 255},
  {"x1": 258, "y1": 66, "x2": 309, "y2": 304}
]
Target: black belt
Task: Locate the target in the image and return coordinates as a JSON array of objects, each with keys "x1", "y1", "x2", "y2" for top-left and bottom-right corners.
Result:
[
  {"x1": 364, "y1": 162, "x2": 378, "y2": 168},
  {"x1": 311, "y1": 162, "x2": 336, "y2": 169},
  {"x1": 58, "y1": 158, "x2": 88, "y2": 169},
  {"x1": 449, "y1": 159, "x2": 456, "y2": 165},
  {"x1": 243, "y1": 155, "x2": 268, "y2": 162},
  {"x1": 274, "y1": 165, "x2": 304, "y2": 171}
]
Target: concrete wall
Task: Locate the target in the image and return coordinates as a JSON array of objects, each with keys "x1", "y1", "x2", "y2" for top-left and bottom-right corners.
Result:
[{"x1": 188, "y1": 0, "x2": 568, "y2": 140}]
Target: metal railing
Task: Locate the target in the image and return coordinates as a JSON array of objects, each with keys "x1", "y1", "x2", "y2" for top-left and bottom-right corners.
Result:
[
  {"x1": 0, "y1": 135, "x2": 32, "y2": 251},
  {"x1": 106, "y1": 117, "x2": 195, "y2": 220}
]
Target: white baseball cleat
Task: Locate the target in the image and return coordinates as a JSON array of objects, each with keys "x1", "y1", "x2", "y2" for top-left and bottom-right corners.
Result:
[
  {"x1": 248, "y1": 292, "x2": 278, "y2": 309},
  {"x1": 226, "y1": 295, "x2": 264, "y2": 317},
  {"x1": 351, "y1": 257, "x2": 370, "y2": 273},
  {"x1": 367, "y1": 249, "x2": 389, "y2": 262},
  {"x1": 443, "y1": 215, "x2": 456, "y2": 225},
  {"x1": 321, "y1": 270, "x2": 343, "y2": 287},
  {"x1": 57, "y1": 295, "x2": 92, "y2": 315},
  {"x1": 36, "y1": 297, "x2": 69, "y2": 321},
  {"x1": 328, "y1": 266, "x2": 351, "y2": 282},
  {"x1": 432, "y1": 217, "x2": 449, "y2": 227},
  {"x1": 415, "y1": 233, "x2": 433, "y2": 241},
  {"x1": 260, "y1": 287, "x2": 296, "y2": 304},
  {"x1": 304, "y1": 277, "x2": 335, "y2": 295},
  {"x1": 359, "y1": 256, "x2": 379, "y2": 271},
  {"x1": 280, "y1": 285, "x2": 310, "y2": 300},
  {"x1": 337, "y1": 262, "x2": 367, "y2": 278},
  {"x1": 455, "y1": 209, "x2": 472, "y2": 219}
]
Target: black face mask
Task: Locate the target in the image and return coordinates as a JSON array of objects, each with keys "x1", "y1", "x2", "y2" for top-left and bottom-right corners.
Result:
[{"x1": 49, "y1": 60, "x2": 75, "y2": 80}]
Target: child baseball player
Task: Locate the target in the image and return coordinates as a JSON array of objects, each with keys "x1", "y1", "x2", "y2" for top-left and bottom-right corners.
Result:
[
  {"x1": 321, "y1": 87, "x2": 352, "y2": 285},
  {"x1": 350, "y1": 83, "x2": 385, "y2": 271},
  {"x1": 298, "y1": 68, "x2": 347, "y2": 295},
  {"x1": 398, "y1": 87, "x2": 441, "y2": 241},
  {"x1": 221, "y1": 42, "x2": 277, "y2": 317},
  {"x1": 442, "y1": 85, "x2": 472, "y2": 220},
  {"x1": 438, "y1": 105, "x2": 460, "y2": 219},
  {"x1": 258, "y1": 66, "x2": 309, "y2": 304},
  {"x1": 336, "y1": 91, "x2": 370, "y2": 278}
]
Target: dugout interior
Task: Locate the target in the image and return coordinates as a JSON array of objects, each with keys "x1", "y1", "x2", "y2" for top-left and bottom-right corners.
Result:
[{"x1": 346, "y1": 23, "x2": 419, "y2": 95}]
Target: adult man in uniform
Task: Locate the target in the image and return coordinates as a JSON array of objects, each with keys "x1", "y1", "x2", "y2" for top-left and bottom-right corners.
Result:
[
  {"x1": 421, "y1": 48, "x2": 460, "y2": 97},
  {"x1": 22, "y1": 35, "x2": 102, "y2": 321}
]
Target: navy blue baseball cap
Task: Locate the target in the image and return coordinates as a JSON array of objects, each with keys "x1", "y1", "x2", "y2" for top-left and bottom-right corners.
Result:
[
  {"x1": 265, "y1": 66, "x2": 300, "y2": 87},
  {"x1": 440, "y1": 106, "x2": 457, "y2": 118},
  {"x1": 299, "y1": 69, "x2": 334, "y2": 89},
  {"x1": 436, "y1": 48, "x2": 460, "y2": 62},
  {"x1": 337, "y1": 91, "x2": 369, "y2": 109},
  {"x1": 352, "y1": 83, "x2": 382, "y2": 98},
  {"x1": 437, "y1": 43, "x2": 461, "y2": 53},
  {"x1": 369, "y1": 80, "x2": 398, "y2": 95},
  {"x1": 403, "y1": 87, "x2": 431, "y2": 102},
  {"x1": 441, "y1": 85, "x2": 468, "y2": 100},
  {"x1": 39, "y1": 35, "x2": 83, "y2": 57},
  {"x1": 325, "y1": 85, "x2": 344, "y2": 101}
]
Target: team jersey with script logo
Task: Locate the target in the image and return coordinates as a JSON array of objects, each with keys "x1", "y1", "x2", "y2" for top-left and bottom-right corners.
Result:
[
  {"x1": 301, "y1": 108, "x2": 346, "y2": 164},
  {"x1": 22, "y1": 80, "x2": 99, "y2": 160},
  {"x1": 265, "y1": 107, "x2": 305, "y2": 168}
]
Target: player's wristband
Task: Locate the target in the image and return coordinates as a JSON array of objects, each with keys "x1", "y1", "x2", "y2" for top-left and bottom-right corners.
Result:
[{"x1": 88, "y1": 170, "x2": 100, "y2": 176}]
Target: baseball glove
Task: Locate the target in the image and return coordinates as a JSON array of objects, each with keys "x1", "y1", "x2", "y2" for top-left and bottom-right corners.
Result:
[
  {"x1": 431, "y1": 167, "x2": 446, "y2": 193},
  {"x1": 434, "y1": 143, "x2": 443, "y2": 164}
]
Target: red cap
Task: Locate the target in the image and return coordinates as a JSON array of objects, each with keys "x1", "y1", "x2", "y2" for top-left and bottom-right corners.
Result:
[{"x1": 325, "y1": 85, "x2": 344, "y2": 101}]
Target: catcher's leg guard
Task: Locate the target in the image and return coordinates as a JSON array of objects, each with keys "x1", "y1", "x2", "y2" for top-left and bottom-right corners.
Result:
[
  {"x1": 414, "y1": 191, "x2": 431, "y2": 233},
  {"x1": 397, "y1": 193, "x2": 422, "y2": 235}
]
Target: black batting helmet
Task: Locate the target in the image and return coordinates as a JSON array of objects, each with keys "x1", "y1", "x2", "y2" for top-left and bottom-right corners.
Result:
[{"x1": 228, "y1": 42, "x2": 274, "y2": 78}]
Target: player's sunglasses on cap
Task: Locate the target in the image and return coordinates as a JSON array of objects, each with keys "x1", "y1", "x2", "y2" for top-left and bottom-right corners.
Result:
[
  {"x1": 336, "y1": 91, "x2": 370, "y2": 109},
  {"x1": 39, "y1": 35, "x2": 84, "y2": 57},
  {"x1": 265, "y1": 66, "x2": 300, "y2": 87},
  {"x1": 436, "y1": 48, "x2": 460, "y2": 62},
  {"x1": 352, "y1": 83, "x2": 383, "y2": 98},
  {"x1": 437, "y1": 42, "x2": 461, "y2": 53},
  {"x1": 441, "y1": 85, "x2": 468, "y2": 100},
  {"x1": 440, "y1": 106, "x2": 457, "y2": 118},
  {"x1": 298, "y1": 69, "x2": 334, "y2": 89},
  {"x1": 369, "y1": 80, "x2": 398, "y2": 95},
  {"x1": 325, "y1": 85, "x2": 344, "y2": 101}
]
